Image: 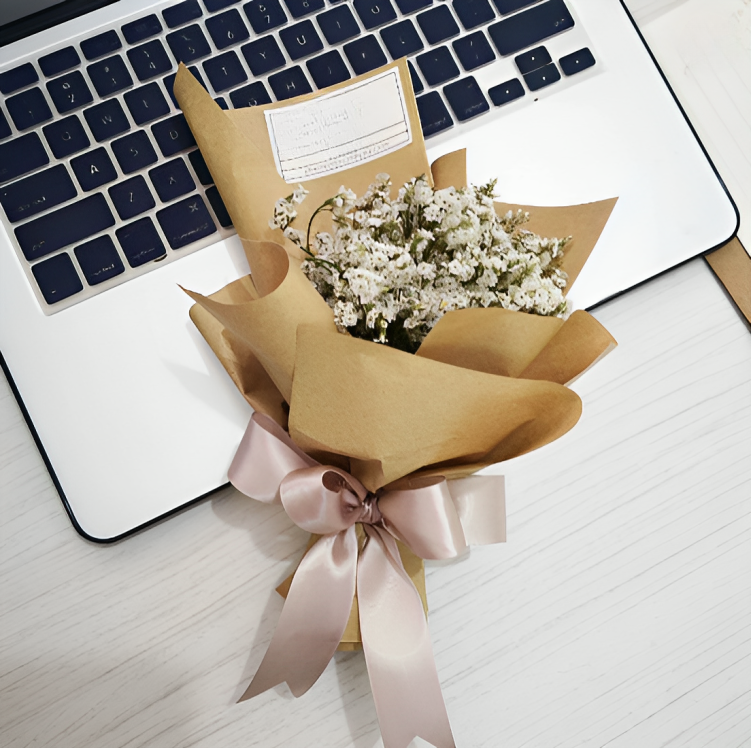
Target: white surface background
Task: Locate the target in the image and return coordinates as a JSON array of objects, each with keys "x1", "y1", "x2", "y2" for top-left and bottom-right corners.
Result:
[{"x1": 2, "y1": 1, "x2": 750, "y2": 746}]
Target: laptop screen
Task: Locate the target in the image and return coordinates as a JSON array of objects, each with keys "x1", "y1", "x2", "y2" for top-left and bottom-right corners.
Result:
[
  {"x1": 0, "y1": 0, "x2": 119, "y2": 46},
  {"x1": 0, "y1": 1, "x2": 68, "y2": 28}
]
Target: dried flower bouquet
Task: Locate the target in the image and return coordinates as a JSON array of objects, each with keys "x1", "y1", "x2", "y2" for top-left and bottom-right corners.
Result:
[{"x1": 174, "y1": 60, "x2": 619, "y2": 748}]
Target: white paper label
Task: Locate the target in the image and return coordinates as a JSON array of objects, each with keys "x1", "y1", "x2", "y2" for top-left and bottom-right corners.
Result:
[{"x1": 265, "y1": 68, "x2": 412, "y2": 183}]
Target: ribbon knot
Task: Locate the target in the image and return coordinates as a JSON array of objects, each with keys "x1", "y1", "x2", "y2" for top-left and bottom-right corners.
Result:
[
  {"x1": 228, "y1": 413, "x2": 506, "y2": 748},
  {"x1": 357, "y1": 492, "x2": 383, "y2": 526}
]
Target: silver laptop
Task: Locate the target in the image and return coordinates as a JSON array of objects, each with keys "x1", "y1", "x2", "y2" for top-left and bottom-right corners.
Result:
[{"x1": 0, "y1": 0, "x2": 737, "y2": 541}]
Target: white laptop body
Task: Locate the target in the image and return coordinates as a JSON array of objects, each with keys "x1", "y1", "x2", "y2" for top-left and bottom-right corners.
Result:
[{"x1": 0, "y1": 0, "x2": 737, "y2": 540}]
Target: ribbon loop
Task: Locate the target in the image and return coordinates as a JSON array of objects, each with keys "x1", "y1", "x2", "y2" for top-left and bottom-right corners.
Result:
[
  {"x1": 378, "y1": 479, "x2": 468, "y2": 560},
  {"x1": 228, "y1": 412, "x2": 316, "y2": 501},
  {"x1": 279, "y1": 465, "x2": 367, "y2": 536}
]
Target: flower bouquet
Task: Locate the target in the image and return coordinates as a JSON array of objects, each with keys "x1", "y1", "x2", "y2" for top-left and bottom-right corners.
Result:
[{"x1": 174, "y1": 59, "x2": 617, "y2": 748}]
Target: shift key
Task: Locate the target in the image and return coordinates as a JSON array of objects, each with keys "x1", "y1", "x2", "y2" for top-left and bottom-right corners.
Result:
[
  {"x1": 15, "y1": 193, "x2": 115, "y2": 261},
  {"x1": 488, "y1": 0, "x2": 574, "y2": 57}
]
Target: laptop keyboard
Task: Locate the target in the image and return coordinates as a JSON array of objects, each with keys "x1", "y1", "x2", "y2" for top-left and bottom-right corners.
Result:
[{"x1": 0, "y1": 0, "x2": 597, "y2": 313}]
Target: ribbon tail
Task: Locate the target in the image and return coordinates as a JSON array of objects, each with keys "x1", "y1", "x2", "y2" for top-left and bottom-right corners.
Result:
[
  {"x1": 239, "y1": 526, "x2": 357, "y2": 701},
  {"x1": 358, "y1": 526, "x2": 455, "y2": 748},
  {"x1": 448, "y1": 475, "x2": 506, "y2": 546}
]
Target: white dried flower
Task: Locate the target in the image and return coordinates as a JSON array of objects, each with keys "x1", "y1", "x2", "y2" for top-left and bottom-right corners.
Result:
[{"x1": 270, "y1": 175, "x2": 571, "y2": 353}]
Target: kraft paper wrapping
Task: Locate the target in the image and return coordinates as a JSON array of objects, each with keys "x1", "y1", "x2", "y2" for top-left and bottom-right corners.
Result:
[{"x1": 175, "y1": 60, "x2": 618, "y2": 647}]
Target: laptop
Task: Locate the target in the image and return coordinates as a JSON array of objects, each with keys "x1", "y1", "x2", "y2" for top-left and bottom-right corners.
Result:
[{"x1": 0, "y1": 0, "x2": 738, "y2": 542}]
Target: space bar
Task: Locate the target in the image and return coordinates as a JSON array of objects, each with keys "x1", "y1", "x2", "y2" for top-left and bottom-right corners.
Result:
[
  {"x1": 15, "y1": 194, "x2": 115, "y2": 262},
  {"x1": 488, "y1": 0, "x2": 575, "y2": 57}
]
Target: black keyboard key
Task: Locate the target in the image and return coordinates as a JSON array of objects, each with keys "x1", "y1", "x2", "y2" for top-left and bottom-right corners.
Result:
[
  {"x1": 492, "y1": 0, "x2": 537, "y2": 14},
  {"x1": 416, "y1": 91, "x2": 453, "y2": 137},
  {"x1": 81, "y1": 30, "x2": 122, "y2": 61},
  {"x1": 157, "y1": 195, "x2": 216, "y2": 249},
  {"x1": 188, "y1": 149, "x2": 213, "y2": 184},
  {"x1": 0, "y1": 63, "x2": 38, "y2": 94},
  {"x1": 46, "y1": 71, "x2": 93, "y2": 114},
  {"x1": 229, "y1": 81, "x2": 272, "y2": 108},
  {"x1": 0, "y1": 133, "x2": 49, "y2": 183},
  {"x1": 0, "y1": 110, "x2": 11, "y2": 140},
  {"x1": 381, "y1": 20, "x2": 423, "y2": 59},
  {"x1": 206, "y1": 9, "x2": 250, "y2": 49},
  {"x1": 16, "y1": 193, "x2": 115, "y2": 261},
  {"x1": 206, "y1": 185, "x2": 232, "y2": 227},
  {"x1": 285, "y1": 0, "x2": 324, "y2": 18},
  {"x1": 317, "y1": 6, "x2": 360, "y2": 45},
  {"x1": 416, "y1": 46, "x2": 459, "y2": 86},
  {"x1": 43, "y1": 115, "x2": 90, "y2": 158},
  {"x1": 515, "y1": 45, "x2": 551, "y2": 74},
  {"x1": 523, "y1": 61, "x2": 560, "y2": 90},
  {"x1": 39, "y1": 47, "x2": 80, "y2": 77},
  {"x1": 152, "y1": 113, "x2": 196, "y2": 156},
  {"x1": 443, "y1": 76, "x2": 488, "y2": 120},
  {"x1": 453, "y1": 31, "x2": 495, "y2": 70},
  {"x1": 149, "y1": 157, "x2": 195, "y2": 201},
  {"x1": 206, "y1": 0, "x2": 240, "y2": 10},
  {"x1": 75, "y1": 235, "x2": 125, "y2": 285},
  {"x1": 453, "y1": 0, "x2": 495, "y2": 30},
  {"x1": 122, "y1": 14, "x2": 163, "y2": 44},
  {"x1": 243, "y1": 0, "x2": 287, "y2": 34},
  {"x1": 163, "y1": 0, "x2": 203, "y2": 28},
  {"x1": 87, "y1": 55, "x2": 134, "y2": 97},
  {"x1": 488, "y1": 0, "x2": 574, "y2": 57},
  {"x1": 117, "y1": 217, "x2": 167, "y2": 267},
  {"x1": 84, "y1": 98, "x2": 130, "y2": 142},
  {"x1": 215, "y1": 97, "x2": 229, "y2": 109},
  {"x1": 396, "y1": 0, "x2": 432, "y2": 12},
  {"x1": 109, "y1": 175, "x2": 156, "y2": 220},
  {"x1": 124, "y1": 82, "x2": 170, "y2": 125},
  {"x1": 280, "y1": 20, "x2": 323, "y2": 62},
  {"x1": 242, "y1": 36, "x2": 286, "y2": 76},
  {"x1": 71, "y1": 147, "x2": 117, "y2": 191},
  {"x1": 408, "y1": 60, "x2": 424, "y2": 93},
  {"x1": 268, "y1": 66, "x2": 312, "y2": 100},
  {"x1": 0, "y1": 164, "x2": 76, "y2": 223},
  {"x1": 127, "y1": 40, "x2": 173, "y2": 82},
  {"x1": 166, "y1": 25, "x2": 212, "y2": 63},
  {"x1": 307, "y1": 50, "x2": 350, "y2": 89},
  {"x1": 112, "y1": 130, "x2": 159, "y2": 173},
  {"x1": 6, "y1": 88, "x2": 52, "y2": 130},
  {"x1": 203, "y1": 51, "x2": 248, "y2": 91},
  {"x1": 488, "y1": 76, "x2": 524, "y2": 105},
  {"x1": 417, "y1": 5, "x2": 460, "y2": 44},
  {"x1": 32, "y1": 253, "x2": 83, "y2": 304},
  {"x1": 343, "y1": 36, "x2": 388, "y2": 76},
  {"x1": 559, "y1": 47, "x2": 595, "y2": 76},
  {"x1": 354, "y1": 0, "x2": 397, "y2": 29}
]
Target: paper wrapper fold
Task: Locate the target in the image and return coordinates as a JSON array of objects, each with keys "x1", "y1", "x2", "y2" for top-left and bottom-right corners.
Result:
[{"x1": 176, "y1": 59, "x2": 617, "y2": 647}]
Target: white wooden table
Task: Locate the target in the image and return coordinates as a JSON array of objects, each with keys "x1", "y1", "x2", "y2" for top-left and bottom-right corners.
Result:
[{"x1": 2, "y1": 2, "x2": 750, "y2": 746}]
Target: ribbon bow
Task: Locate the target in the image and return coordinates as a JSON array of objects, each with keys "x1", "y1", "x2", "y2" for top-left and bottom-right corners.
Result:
[{"x1": 229, "y1": 413, "x2": 506, "y2": 748}]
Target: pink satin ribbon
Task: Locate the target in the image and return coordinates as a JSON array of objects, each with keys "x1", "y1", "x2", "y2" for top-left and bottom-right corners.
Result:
[{"x1": 229, "y1": 413, "x2": 506, "y2": 748}]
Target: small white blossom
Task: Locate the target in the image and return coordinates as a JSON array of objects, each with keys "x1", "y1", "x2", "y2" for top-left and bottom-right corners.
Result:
[{"x1": 270, "y1": 175, "x2": 571, "y2": 352}]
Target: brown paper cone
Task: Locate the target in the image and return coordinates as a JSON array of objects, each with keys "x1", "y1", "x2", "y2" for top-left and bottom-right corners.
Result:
[{"x1": 176, "y1": 61, "x2": 620, "y2": 646}]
